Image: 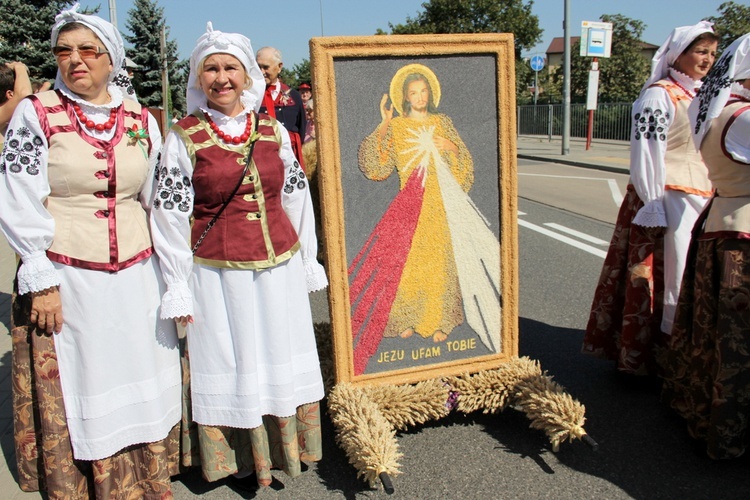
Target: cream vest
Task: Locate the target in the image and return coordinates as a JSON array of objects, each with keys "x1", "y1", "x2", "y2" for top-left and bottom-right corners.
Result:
[
  {"x1": 702, "y1": 100, "x2": 750, "y2": 235},
  {"x1": 654, "y1": 80, "x2": 712, "y2": 196},
  {"x1": 32, "y1": 91, "x2": 153, "y2": 271}
]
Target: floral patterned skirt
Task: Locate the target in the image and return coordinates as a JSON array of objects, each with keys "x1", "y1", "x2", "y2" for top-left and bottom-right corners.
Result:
[
  {"x1": 661, "y1": 236, "x2": 750, "y2": 459},
  {"x1": 179, "y1": 339, "x2": 323, "y2": 487},
  {"x1": 11, "y1": 289, "x2": 180, "y2": 499},
  {"x1": 582, "y1": 186, "x2": 666, "y2": 375}
]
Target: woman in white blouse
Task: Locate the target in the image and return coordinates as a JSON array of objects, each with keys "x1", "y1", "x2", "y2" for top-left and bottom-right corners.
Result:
[
  {"x1": 0, "y1": 5, "x2": 181, "y2": 498},
  {"x1": 662, "y1": 32, "x2": 750, "y2": 459},
  {"x1": 150, "y1": 23, "x2": 327, "y2": 489},
  {"x1": 583, "y1": 21, "x2": 719, "y2": 375}
]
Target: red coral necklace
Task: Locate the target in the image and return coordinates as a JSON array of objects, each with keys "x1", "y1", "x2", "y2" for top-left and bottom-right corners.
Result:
[
  {"x1": 73, "y1": 104, "x2": 117, "y2": 132},
  {"x1": 205, "y1": 112, "x2": 253, "y2": 145},
  {"x1": 669, "y1": 76, "x2": 695, "y2": 99}
]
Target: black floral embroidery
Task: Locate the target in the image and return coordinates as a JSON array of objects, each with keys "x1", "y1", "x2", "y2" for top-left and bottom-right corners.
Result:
[
  {"x1": 154, "y1": 166, "x2": 192, "y2": 212},
  {"x1": 1, "y1": 127, "x2": 44, "y2": 175},
  {"x1": 633, "y1": 107, "x2": 670, "y2": 142},
  {"x1": 112, "y1": 72, "x2": 136, "y2": 98},
  {"x1": 283, "y1": 161, "x2": 307, "y2": 194},
  {"x1": 694, "y1": 50, "x2": 734, "y2": 134}
]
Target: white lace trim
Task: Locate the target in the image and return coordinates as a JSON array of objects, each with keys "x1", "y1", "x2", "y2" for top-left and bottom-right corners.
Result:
[
  {"x1": 633, "y1": 200, "x2": 667, "y2": 228},
  {"x1": 731, "y1": 82, "x2": 750, "y2": 100},
  {"x1": 160, "y1": 282, "x2": 194, "y2": 319},
  {"x1": 668, "y1": 68, "x2": 702, "y2": 91},
  {"x1": 17, "y1": 252, "x2": 60, "y2": 295},
  {"x1": 304, "y1": 258, "x2": 328, "y2": 293},
  {"x1": 58, "y1": 83, "x2": 124, "y2": 110}
]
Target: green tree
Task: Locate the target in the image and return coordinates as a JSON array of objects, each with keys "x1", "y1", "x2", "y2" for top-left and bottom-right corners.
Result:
[
  {"x1": 379, "y1": 0, "x2": 542, "y2": 103},
  {"x1": 279, "y1": 67, "x2": 298, "y2": 89},
  {"x1": 124, "y1": 0, "x2": 186, "y2": 116},
  {"x1": 385, "y1": 0, "x2": 542, "y2": 58},
  {"x1": 552, "y1": 14, "x2": 649, "y2": 104},
  {"x1": 0, "y1": 0, "x2": 78, "y2": 80},
  {"x1": 708, "y1": 1, "x2": 750, "y2": 52},
  {"x1": 292, "y1": 59, "x2": 311, "y2": 86}
]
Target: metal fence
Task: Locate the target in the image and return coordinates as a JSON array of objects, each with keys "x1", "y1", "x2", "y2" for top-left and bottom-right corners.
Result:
[{"x1": 517, "y1": 103, "x2": 633, "y2": 142}]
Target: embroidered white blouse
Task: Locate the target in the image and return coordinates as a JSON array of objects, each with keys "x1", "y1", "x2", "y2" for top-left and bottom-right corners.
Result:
[
  {"x1": 630, "y1": 69, "x2": 703, "y2": 228},
  {"x1": 0, "y1": 84, "x2": 162, "y2": 294}
]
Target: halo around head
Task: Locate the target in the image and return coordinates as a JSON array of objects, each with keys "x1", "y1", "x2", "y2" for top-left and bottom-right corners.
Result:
[{"x1": 389, "y1": 63, "x2": 441, "y2": 116}]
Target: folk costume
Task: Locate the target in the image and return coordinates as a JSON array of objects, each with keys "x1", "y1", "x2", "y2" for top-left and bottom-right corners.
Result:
[
  {"x1": 0, "y1": 5, "x2": 181, "y2": 497},
  {"x1": 661, "y1": 34, "x2": 750, "y2": 459},
  {"x1": 351, "y1": 64, "x2": 501, "y2": 375},
  {"x1": 260, "y1": 80, "x2": 306, "y2": 169},
  {"x1": 583, "y1": 21, "x2": 715, "y2": 375},
  {"x1": 151, "y1": 23, "x2": 327, "y2": 486}
]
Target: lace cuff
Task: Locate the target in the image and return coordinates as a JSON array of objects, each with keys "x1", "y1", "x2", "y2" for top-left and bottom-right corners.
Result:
[
  {"x1": 304, "y1": 258, "x2": 328, "y2": 293},
  {"x1": 18, "y1": 253, "x2": 60, "y2": 295},
  {"x1": 160, "y1": 281, "x2": 194, "y2": 319},
  {"x1": 633, "y1": 200, "x2": 667, "y2": 227}
]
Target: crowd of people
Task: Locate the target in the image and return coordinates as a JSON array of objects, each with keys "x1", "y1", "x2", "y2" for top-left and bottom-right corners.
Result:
[{"x1": 0, "y1": 4, "x2": 748, "y2": 497}]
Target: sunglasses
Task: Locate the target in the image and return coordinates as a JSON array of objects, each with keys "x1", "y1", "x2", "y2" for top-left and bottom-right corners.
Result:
[{"x1": 52, "y1": 45, "x2": 109, "y2": 60}]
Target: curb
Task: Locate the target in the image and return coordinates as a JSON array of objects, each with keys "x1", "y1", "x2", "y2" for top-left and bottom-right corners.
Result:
[{"x1": 517, "y1": 154, "x2": 630, "y2": 176}]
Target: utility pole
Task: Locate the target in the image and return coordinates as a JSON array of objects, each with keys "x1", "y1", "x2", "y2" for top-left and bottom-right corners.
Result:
[
  {"x1": 108, "y1": 0, "x2": 117, "y2": 28},
  {"x1": 160, "y1": 25, "x2": 169, "y2": 134},
  {"x1": 319, "y1": 0, "x2": 325, "y2": 36},
  {"x1": 562, "y1": 0, "x2": 571, "y2": 155}
]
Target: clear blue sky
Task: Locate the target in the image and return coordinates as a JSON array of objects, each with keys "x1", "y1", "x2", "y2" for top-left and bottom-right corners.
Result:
[{"x1": 79, "y1": 0, "x2": 730, "y2": 69}]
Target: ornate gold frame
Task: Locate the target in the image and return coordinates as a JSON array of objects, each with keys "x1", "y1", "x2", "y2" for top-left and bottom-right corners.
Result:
[{"x1": 310, "y1": 34, "x2": 518, "y2": 387}]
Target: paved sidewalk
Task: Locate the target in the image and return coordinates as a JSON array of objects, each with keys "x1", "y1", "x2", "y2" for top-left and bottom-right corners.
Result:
[
  {"x1": 0, "y1": 135, "x2": 633, "y2": 497},
  {"x1": 516, "y1": 134, "x2": 630, "y2": 174}
]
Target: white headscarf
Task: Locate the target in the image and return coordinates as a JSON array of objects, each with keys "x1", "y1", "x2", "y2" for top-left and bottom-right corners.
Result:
[
  {"x1": 641, "y1": 20, "x2": 715, "y2": 94},
  {"x1": 50, "y1": 3, "x2": 125, "y2": 89},
  {"x1": 689, "y1": 33, "x2": 750, "y2": 148},
  {"x1": 186, "y1": 22, "x2": 264, "y2": 115}
]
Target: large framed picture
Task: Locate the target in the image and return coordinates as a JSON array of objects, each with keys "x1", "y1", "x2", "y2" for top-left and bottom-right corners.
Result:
[{"x1": 310, "y1": 34, "x2": 518, "y2": 387}]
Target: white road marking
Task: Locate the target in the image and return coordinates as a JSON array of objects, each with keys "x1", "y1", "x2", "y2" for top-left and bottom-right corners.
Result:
[
  {"x1": 543, "y1": 223, "x2": 609, "y2": 245},
  {"x1": 608, "y1": 179, "x2": 623, "y2": 205},
  {"x1": 518, "y1": 219, "x2": 607, "y2": 258},
  {"x1": 518, "y1": 172, "x2": 624, "y2": 206}
]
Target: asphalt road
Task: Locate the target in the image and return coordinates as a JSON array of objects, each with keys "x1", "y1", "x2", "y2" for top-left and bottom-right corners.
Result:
[{"x1": 168, "y1": 160, "x2": 750, "y2": 499}]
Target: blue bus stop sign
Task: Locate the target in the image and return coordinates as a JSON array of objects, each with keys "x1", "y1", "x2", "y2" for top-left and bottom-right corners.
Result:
[{"x1": 530, "y1": 55, "x2": 545, "y2": 72}]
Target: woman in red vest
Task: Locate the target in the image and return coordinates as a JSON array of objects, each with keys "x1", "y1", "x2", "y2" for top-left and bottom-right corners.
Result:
[{"x1": 151, "y1": 22, "x2": 327, "y2": 489}]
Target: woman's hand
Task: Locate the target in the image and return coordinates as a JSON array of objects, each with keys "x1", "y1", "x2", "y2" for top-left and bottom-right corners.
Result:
[
  {"x1": 30, "y1": 286, "x2": 63, "y2": 335},
  {"x1": 175, "y1": 315, "x2": 193, "y2": 327}
]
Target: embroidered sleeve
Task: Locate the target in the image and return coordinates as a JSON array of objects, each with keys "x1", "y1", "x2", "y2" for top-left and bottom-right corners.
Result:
[
  {"x1": 150, "y1": 131, "x2": 195, "y2": 318},
  {"x1": 1, "y1": 126, "x2": 44, "y2": 176},
  {"x1": 0, "y1": 98, "x2": 60, "y2": 293},
  {"x1": 139, "y1": 112, "x2": 163, "y2": 213},
  {"x1": 278, "y1": 125, "x2": 328, "y2": 292},
  {"x1": 630, "y1": 86, "x2": 674, "y2": 228}
]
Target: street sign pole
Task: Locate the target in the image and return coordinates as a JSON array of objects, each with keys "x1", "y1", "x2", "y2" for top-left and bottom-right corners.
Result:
[
  {"x1": 562, "y1": 0, "x2": 570, "y2": 155},
  {"x1": 529, "y1": 55, "x2": 545, "y2": 107},
  {"x1": 586, "y1": 57, "x2": 599, "y2": 150}
]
